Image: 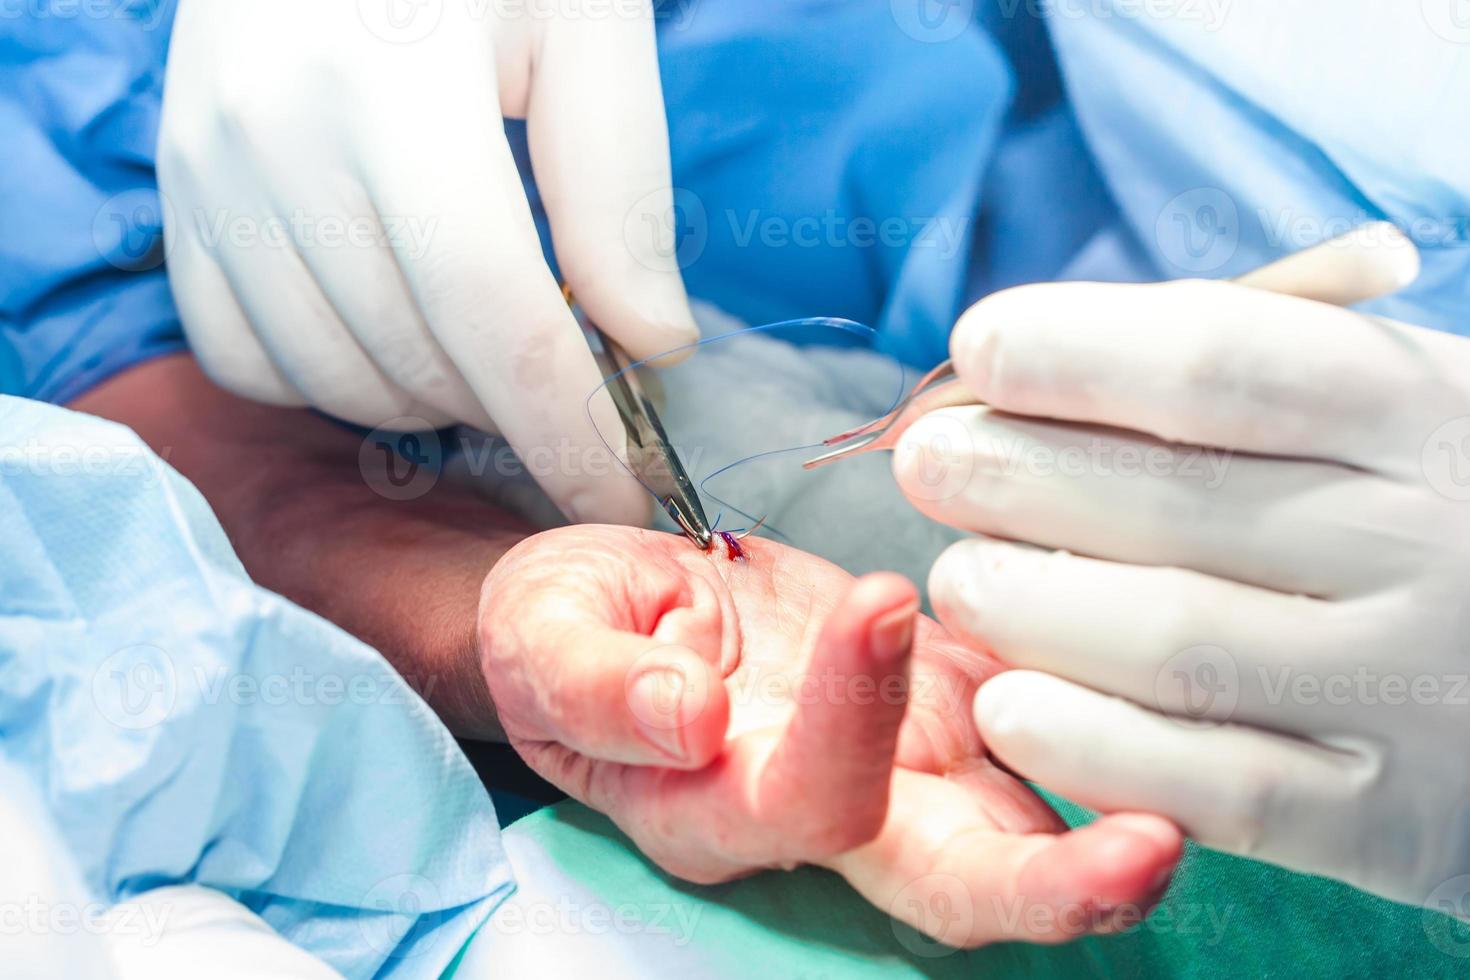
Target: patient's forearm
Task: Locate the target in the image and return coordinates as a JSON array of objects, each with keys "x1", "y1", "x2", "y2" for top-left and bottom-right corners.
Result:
[{"x1": 71, "y1": 353, "x2": 530, "y2": 738}]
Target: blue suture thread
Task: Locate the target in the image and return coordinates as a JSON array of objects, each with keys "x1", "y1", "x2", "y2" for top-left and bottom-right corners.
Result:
[
  {"x1": 699, "y1": 449, "x2": 798, "y2": 542},
  {"x1": 586, "y1": 316, "x2": 910, "y2": 542}
]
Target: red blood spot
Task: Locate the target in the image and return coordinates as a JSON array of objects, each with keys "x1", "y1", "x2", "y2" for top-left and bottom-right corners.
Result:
[{"x1": 716, "y1": 530, "x2": 747, "y2": 562}]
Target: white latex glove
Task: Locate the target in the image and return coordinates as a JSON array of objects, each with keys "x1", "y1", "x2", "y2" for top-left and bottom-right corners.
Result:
[
  {"x1": 896, "y1": 225, "x2": 1470, "y2": 906},
  {"x1": 157, "y1": 0, "x2": 698, "y2": 524}
]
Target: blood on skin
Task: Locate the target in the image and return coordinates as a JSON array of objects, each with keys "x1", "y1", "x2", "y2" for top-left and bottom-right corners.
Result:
[{"x1": 714, "y1": 530, "x2": 746, "y2": 562}]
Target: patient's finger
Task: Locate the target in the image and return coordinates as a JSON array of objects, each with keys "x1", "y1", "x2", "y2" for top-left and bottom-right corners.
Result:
[
  {"x1": 539, "y1": 623, "x2": 730, "y2": 770},
  {"x1": 829, "y1": 769, "x2": 1183, "y2": 947},
  {"x1": 758, "y1": 573, "x2": 917, "y2": 859},
  {"x1": 602, "y1": 575, "x2": 918, "y2": 883}
]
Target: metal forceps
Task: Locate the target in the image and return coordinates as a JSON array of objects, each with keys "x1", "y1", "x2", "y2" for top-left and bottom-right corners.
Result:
[
  {"x1": 567, "y1": 287, "x2": 715, "y2": 550},
  {"x1": 809, "y1": 231, "x2": 1420, "y2": 471},
  {"x1": 803, "y1": 359, "x2": 971, "y2": 469}
]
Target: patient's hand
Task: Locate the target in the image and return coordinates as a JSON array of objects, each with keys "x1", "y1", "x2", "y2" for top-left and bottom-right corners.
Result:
[
  {"x1": 77, "y1": 357, "x2": 1180, "y2": 947},
  {"x1": 481, "y1": 525, "x2": 1182, "y2": 947}
]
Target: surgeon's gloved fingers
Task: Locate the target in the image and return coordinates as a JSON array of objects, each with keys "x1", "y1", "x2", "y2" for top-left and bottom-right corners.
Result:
[
  {"x1": 207, "y1": 210, "x2": 430, "y2": 427},
  {"x1": 975, "y1": 670, "x2": 1364, "y2": 877},
  {"x1": 896, "y1": 406, "x2": 1419, "y2": 598},
  {"x1": 538, "y1": 624, "x2": 729, "y2": 769},
  {"x1": 759, "y1": 573, "x2": 917, "y2": 858},
  {"x1": 365, "y1": 88, "x2": 650, "y2": 526},
  {"x1": 163, "y1": 217, "x2": 305, "y2": 408},
  {"x1": 929, "y1": 536, "x2": 1359, "y2": 736},
  {"x1": 949, "y1": 278, "x2": 1442, "y2": 475},
  {"x1": 278, "y1": 191, "x2": 494, "y2": 430},
  {"x1": 829, "y1": 770, "x2": 1182, "y2": 947},
  {"x1": 524, "y1": 5, "x2": 700, "y2": 363},
  {"x1": 1233, "y1": 222, "x2": 1421, "y2": 306}
]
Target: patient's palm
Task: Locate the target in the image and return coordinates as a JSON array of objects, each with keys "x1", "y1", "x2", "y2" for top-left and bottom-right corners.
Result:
[{"x1": 481, "y1": 525, "x2": 1181, "y2": 947}]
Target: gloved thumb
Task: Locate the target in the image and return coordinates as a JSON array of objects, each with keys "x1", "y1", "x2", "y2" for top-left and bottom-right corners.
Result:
[
  {"x1": 524, "y1": 8, "x2": 702, "y2": 364},
  {"x1": 561, "y1": 218, "x2": 703, "y2": 367},
  {"x1": 539, "y1": 623, "x2": 730, "y2": 769}
]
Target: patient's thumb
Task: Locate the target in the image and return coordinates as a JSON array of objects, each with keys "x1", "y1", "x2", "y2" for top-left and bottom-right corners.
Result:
[{"x1": 547, "y1": 626, "x2": 730, "y2": 769}]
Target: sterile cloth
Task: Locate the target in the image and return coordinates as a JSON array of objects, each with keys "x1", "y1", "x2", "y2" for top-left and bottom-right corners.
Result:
[
  {"x1": 100, "y1": 885, "x2": 344, "y2": 980},
  {"x1": 0, "y1": 395, "x2": 513, "y2": 978},
  {"x1": 1045, "y1": 2, "x2": 1470, "y2": 333},
  {"x1": 0, "y1": 753, "x2": 117, "y2": 979},
  {"x1": 0, "y1": 754, "x2": 345, "y2": 979},
  {"x1": 452, "y1": 796, "x2": 1470, "y2": 978},
  {"x1": 649, "y1": 304, "x2": 971, "y2": 586}
]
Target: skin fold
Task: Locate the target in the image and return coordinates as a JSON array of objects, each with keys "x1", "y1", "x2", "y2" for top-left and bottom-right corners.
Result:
[{"x1": 74, "y1": 352, "x2": 1183, "y2": 947}]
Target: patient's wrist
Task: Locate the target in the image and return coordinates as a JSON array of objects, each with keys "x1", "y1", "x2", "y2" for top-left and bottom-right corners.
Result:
[{"x1": 71, "y1": 353, "x2": 533, "y2": 738}]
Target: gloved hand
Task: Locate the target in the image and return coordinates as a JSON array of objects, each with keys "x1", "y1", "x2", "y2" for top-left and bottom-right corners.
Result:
[
  {"x1": 479, "y1": 524, "x2": 1183, "y2": 947},
  {"x1": 158, "y1": 0, "x2": 698, "y2": 525},
  {"x1": 896, "y1": 225, "x2": 1470, "y2": 906}
]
